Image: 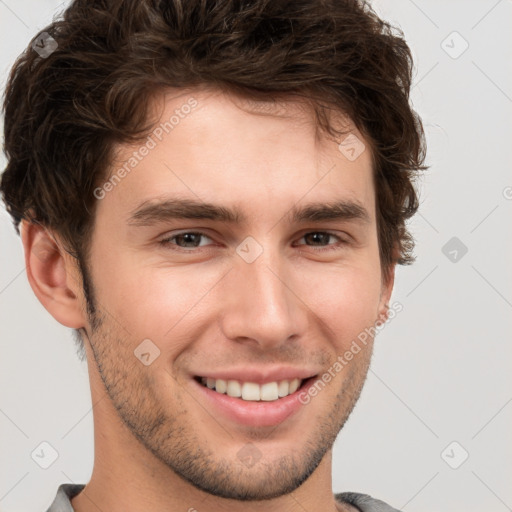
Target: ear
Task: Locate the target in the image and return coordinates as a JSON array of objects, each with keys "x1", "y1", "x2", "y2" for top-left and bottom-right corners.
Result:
[
  {"x1": 20, "y1": 219, "x2": 86, "y2": 329},
  {"x1": 377, "y1": 262, "x2": 396, "y2": 324}
]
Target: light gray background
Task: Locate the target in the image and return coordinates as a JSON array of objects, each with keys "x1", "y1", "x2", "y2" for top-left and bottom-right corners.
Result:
[{"x1": 1, "y1": 1, "x2": 511, "y2": 511}]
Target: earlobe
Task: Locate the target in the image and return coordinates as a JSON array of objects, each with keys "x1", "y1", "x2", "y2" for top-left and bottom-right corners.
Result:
[{"x1": 20, "y1": 219, "x2": 86, "y2": 329}]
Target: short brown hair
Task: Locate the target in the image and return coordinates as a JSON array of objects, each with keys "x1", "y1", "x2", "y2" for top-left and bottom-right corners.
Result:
[{"x1": 1, "y1": 0, "x2": 427, "y2": 304}]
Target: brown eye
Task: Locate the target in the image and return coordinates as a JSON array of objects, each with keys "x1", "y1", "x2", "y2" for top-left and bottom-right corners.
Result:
[
  {"x1": 159, "y1": 231, "x2": 213, "y2": 250},
  {"x1": 303, "y1": 232, "x2": 333, "y2": 246},
  {"x1": 296, "y1": 232, "x2": 347, "y2": 251}
]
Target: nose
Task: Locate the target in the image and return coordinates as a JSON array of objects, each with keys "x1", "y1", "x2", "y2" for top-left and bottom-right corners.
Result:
[{"x1": 218, "y1": 241, "x2": 308, "y2": 350}]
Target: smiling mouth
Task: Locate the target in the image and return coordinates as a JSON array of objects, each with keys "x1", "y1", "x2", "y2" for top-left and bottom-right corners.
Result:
[{"x1": 194, "y1": 376, "x2": 315, "y2": 402}]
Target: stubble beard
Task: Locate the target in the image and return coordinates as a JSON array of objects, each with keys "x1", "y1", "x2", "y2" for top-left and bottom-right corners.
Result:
[{"x1": 80, "y1": 268, "x2": 372, "y2": 501}]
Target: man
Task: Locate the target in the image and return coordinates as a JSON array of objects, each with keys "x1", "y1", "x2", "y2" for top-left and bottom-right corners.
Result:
[{"x1": 0, "y1": 0, "x2": 427, "y2": 511}]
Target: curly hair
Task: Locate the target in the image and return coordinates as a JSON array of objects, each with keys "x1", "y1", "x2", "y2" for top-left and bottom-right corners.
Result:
[{"x1": 1, "y1": 0, "x2": 427, "y2": 287}]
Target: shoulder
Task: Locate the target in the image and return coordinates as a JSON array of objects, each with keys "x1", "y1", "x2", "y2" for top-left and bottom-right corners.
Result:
[
  {"x1": 335, "y1": 491, "x2": 403, "y2": 512},
  {"x1": 45, "y1": 483, "x2": 85, "y2": 512}
]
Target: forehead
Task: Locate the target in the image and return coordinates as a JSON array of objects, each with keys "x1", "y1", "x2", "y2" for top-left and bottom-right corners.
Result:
[{"x1": 100, "y1": 87, "x2": 375, "y2": 223}]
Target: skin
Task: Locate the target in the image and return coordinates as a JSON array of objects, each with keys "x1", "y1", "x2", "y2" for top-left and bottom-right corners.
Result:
[{"x1": 22, "y1": 87, "x2": 394, "y2": 512}]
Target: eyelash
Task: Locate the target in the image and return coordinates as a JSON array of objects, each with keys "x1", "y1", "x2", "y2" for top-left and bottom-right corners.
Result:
[{"x1": 158, "y1": 231, "x2": 349, "y2": 253}]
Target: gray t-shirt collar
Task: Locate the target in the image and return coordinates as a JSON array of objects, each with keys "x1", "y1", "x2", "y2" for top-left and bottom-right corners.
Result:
[{"x1": 46, "y1": 483, "x2": 403, "y2": 512}]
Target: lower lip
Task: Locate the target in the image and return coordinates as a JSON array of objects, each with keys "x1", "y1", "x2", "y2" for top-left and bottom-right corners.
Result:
[{"x1": 193, "y1": 377, "x2": 317, "y2": 427}]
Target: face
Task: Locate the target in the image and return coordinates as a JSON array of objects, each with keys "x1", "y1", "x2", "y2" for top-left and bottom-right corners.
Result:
[{"x1": 79, "y1": 88, "x2": 392, "y2": 500}]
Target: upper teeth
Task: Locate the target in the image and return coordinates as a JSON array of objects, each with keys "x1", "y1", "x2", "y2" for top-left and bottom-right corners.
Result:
[{"x1": 201, "y1": 377, "x2": 302, "y2": 401}]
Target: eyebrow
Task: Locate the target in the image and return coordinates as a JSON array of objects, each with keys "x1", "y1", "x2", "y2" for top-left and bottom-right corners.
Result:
[{"x1": 127, "y1": 197, "x2": 370, "y2": 227}]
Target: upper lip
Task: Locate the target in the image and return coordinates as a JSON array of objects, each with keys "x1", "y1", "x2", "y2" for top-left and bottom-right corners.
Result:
[{"x1": 194, "y1": 366, "x2": 319, "y2": 385}]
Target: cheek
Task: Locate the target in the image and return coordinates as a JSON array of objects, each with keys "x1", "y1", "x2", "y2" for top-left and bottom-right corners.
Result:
[
  {"x1": 297, "y1": 263, "x2": 383, "y2": 349},
  {"x1": 93, "y1": 254, "x2": 222, "y2": 343}
]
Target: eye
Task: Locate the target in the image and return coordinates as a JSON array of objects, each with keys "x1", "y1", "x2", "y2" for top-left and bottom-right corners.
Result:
[
  {"x1": 295, "y1": 231, "x2": 348, "y2": 252},
  {"x1": 159, "y1": 231, "x2": 214, "y2": 250},
  {"x1": 158, "y1": 230, "x2": 349, "y2": 253}
]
